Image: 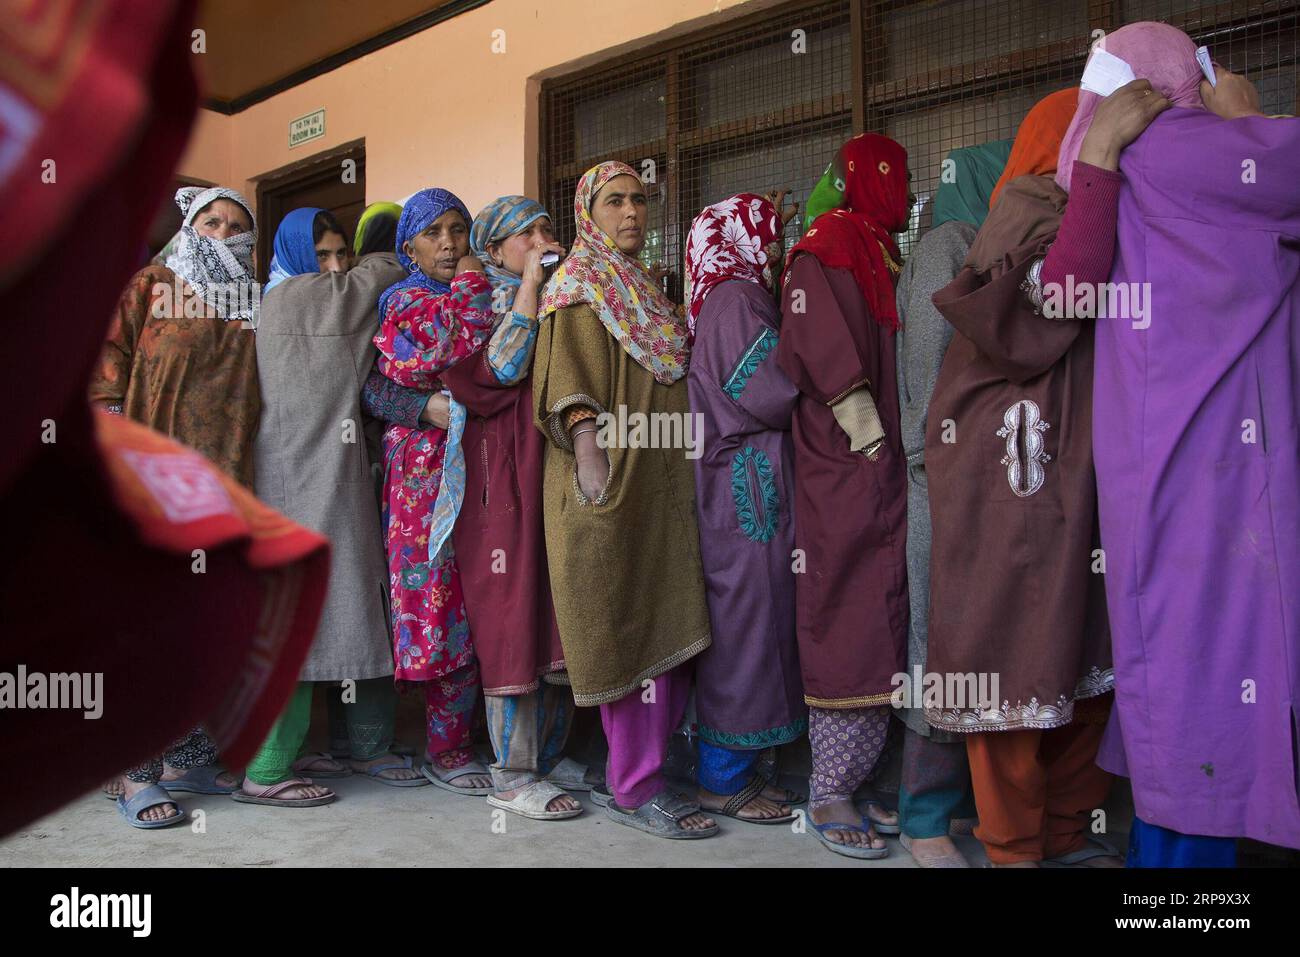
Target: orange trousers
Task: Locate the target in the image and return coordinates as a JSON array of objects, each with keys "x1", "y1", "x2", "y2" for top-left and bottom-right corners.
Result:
[{"x1": 965, "y1": 694, "x2": 1114, "y2": 864}]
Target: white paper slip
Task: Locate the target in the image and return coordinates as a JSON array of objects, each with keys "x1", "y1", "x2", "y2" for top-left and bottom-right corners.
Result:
[
  {"x1": 540, "y1": 252, "x2": 560, "y2": 266},
  {"x1": 1196, "y1": 46, "x2": 1217, "y2": 86},
  {"x1": 1080, "y1": 48, "x2": 1136, "y2": 96}
]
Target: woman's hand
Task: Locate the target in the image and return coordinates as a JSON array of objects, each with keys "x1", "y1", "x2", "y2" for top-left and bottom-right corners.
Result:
[
  {"x1": 1078, "y1": 78, "x2": 1171, "y2": 170},
  {"x1": 573, "y1": 430, "x2": 610, "y2": 503},
  {"x1": 1201, "y1": 66, "x2": 1263, "y2": 119},
  {"x1": 763, "y1": 188, "x2": 800, "y2": 227},
  {"x1": 456, "y1": 255, "x2": 486, "y2": 275},
  {"x1": 421, "y1": 393, "x2": 451, "y2": 429},
  {"x1": 522, "y1": 242, "x2": 567, "y2": 287}
]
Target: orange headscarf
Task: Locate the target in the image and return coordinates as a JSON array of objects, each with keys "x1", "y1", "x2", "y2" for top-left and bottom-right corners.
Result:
[{"x1": 988, "y1": 89, "x2": 1079, "y2": 208}]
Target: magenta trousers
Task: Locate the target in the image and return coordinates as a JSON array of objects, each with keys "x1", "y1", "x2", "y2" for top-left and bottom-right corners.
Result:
[{"x1": 599, "y1": 663, "x2": 690, "y2": 808}]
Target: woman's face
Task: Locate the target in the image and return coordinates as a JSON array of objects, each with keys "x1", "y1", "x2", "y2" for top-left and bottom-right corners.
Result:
[
  {"x1": 403, "y1": 209, "x2": 469, "y2": 283},
  {"x1": 590, "y1": 175, "x2": 647, "y2": 255},
  {"x1": 192, "y1": 199, "x2": 251, "y2": 240},
  {"x1": 488, "y1": 217, "x2": 557, "y2": 275},
  {"x1": 315, "y1": 230, "x2": 350, "y2": 274}
]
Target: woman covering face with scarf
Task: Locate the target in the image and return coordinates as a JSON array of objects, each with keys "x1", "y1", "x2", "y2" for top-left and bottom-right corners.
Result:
[
  {"x1": 776, "y1": 132, "x2": 912, "y2": 860},
  {"x1": 371, "y1": 187, "x2": 497, "y2": 795},
  {"x1": 533, "y1": 160, "x2": 716, "y2": 839}
]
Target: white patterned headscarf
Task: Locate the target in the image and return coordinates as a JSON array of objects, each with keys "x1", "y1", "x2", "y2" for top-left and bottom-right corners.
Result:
[{"x1": 164, "y1": 186, "x2": 258, "y2": 323}]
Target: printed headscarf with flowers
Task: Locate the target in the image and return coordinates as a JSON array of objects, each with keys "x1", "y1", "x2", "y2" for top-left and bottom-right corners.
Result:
[
  {"x1": 164, "y1": 185, "x2": 258, "y2": 323},
  {"x1": 786, "y1": 133, "x2": 910, "y2": 331},
  {"x1": 538, "y1": 161, "x2": 688, "y2": 385},
  {"x1": 685, "y1": 193, "x2": 784, "y2": 342}
]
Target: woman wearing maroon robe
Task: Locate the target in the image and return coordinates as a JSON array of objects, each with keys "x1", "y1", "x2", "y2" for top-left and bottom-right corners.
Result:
[{"x1": 776, "y1": 134, "x2": 912, "y2": 859}]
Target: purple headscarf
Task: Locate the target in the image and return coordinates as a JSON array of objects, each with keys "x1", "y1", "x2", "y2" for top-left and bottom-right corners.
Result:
[{"x1": 1056, "y1": 21, "x2": 1206, "y2": 192}]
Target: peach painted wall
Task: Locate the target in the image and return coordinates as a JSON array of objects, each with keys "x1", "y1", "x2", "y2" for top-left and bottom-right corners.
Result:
[{"x1": 179, "y1": 0, "x2": 781, "y2": 216}]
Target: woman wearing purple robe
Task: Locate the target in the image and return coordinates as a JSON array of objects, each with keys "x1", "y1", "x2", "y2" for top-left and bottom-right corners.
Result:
[
  {"x1": 1058, "y1": 24, "x2": 1300, "y2": 861},
  {"x1": 685, "y1": 193, "x2": 807, "y2": 824}
]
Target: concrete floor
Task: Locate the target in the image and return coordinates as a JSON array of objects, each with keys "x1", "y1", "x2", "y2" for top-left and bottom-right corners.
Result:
[{"x1": 0, "y1": 775, "x2": 996, "y2": 868}]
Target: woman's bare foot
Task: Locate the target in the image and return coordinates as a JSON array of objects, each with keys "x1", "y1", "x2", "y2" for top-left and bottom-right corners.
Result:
[
  {"x1": 679, "y1": 811, "x2": 717, "y2": 831},
  {"x1": 347, "y1": 753, "x2": 423, "y2": 783},
  {"x1": 121, "y1": 779, "x2": 179, "y2": 823},
  {"x1": 496, "y1": 782, "x2": 581, "y2": 813},
  {"x1": 240, "y1": 779, "x2": 332, "y2": 800},
  {"x1": 861, "y1": 802, "x2": 899, "y2": 830},
  {"x1": 697, "y1": 786, "x2": 791, "y2": 821},
  {"x1": 812, "y1": 798, "x2": 885, "y2": 850},
  {"x1": 103, "y1": 776, "x2": 125, "y2": 798}
]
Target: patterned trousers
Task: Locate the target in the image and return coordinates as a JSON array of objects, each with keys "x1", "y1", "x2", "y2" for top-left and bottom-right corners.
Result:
[
  {"x1": 808, "y1": 704, "x2": 892, "y2": 810},
  {"x1": 124, "y1": 726, "x2": 219, "y2": 784}
]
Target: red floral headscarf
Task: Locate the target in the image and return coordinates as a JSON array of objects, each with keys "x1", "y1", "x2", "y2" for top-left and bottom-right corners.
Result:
[
  {"x1": 685, "y1": 192, "x2": 784, "y2": 341},
  {"x1": 787, "y1": 133, "x2": 910, "y2": 330}
]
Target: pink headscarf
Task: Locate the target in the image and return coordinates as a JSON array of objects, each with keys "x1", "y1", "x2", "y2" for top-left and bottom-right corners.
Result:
[{"x1": 1056, "y1": 21, "x2": 1205, "y2": 192}]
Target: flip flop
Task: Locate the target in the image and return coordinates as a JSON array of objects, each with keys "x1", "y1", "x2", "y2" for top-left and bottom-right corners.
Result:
[
  {"x1": 349, "y1": 755, "x2": 429, "y2": 788},
  {"x1": 899, "y1": 831, "x2": 971, "y2": 868},
  {"x1": 159, "y1": 765, "x2": 239, "y2": 795},
  {"x1": 232, "y1": 776, "x2": 336, "y2": 807},
  {"x1": 420, "y1": 758, "x2": 493, "y2": 796},
  {"x1": 705, "y1": 774, "x2": 797, "y2": 825},
  {"x1": 544, "y1": 756, "x2": 595, "y2": 792},
  {"x1": 857, "y1": 798, "x2": 901, "y2": 835},
  {"x1": 589, "y1": 783, "x2": 613, "y2": 807},
  {"x1": 1042, "y1": 835, "x2": 1122, "y2": 868},
  {"x1": 291, "y1": 751, "x2": 352, "y2": 779},
  {"x1": 487, "y1": 780, "x2": 584, "y2": 821},
  {"x1": 117, "y1": 785, "x2": 187, "y2": 830},
  {"x1": 605, "y1": 790, "x2": 719, "y2": 840},
  {"x1": 810, "y1": 816, "x2": 890, "y2": 860}
]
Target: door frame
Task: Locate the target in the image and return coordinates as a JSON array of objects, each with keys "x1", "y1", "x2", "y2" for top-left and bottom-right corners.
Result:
[{"x1": 253, "y1": 138, "x2": 366, "y2": 283}]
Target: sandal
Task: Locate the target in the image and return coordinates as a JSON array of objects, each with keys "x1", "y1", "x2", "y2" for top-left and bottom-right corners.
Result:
[
  {"x1": 605, "y1": 789, "x2": 719, "y2": 840},
  {"x1": 232, "y1": 777, "x2": 336, "y2": 807},
  {"x1": 857, "y1": 798, "x2": 901, "y2": 835},
  {"x1": 544, "y1": 757, "x2": 595, "y2": 792},
  {"x1": 348, "y1": 754, "x2": 429, "y2": 788},
  {"x1": 160, "y1": 765, "x2": 239, "y2": 795},
  {"x1": 117, "y1": 785, "x2": 187, "y2": 830},
  {"x1": 291, "y1": 751, "x2": 351, "y2": 779},
  {"x1": 811, "y1": 815, "x2": 889, "y2": 860},
  {"x1": 1042, "y1": 835, "x2": 1122, "y2": 868},
  {"x1": 704, "y1": 774, "x2": 797, "y2": 825},
  {"x1": 755, "y1": 748, "x2": 807, "y2": 805},
  {"x1": 421, "y1": 757, "x2": 493, "y2": 796},
  {"x1": 899, "y1": 831, "x2": 970, "y2": 868},
  {"x1": 487, "y1": 780, "x2": 584, "y2": 821},
  {"x1": 589, "y1": 783, "x2": 613, "y2": 807}
]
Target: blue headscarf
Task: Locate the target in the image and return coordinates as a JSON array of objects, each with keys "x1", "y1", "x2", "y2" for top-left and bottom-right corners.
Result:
[
  {"x1": 265, "y1": 207, "x2": 324, "y2": 291},
  {"x1": 470, "y1": 195, "x2": 550, "y2": 307},
  {"x1": 378, "y1": 187, "x2": 472, "y2": 320}
]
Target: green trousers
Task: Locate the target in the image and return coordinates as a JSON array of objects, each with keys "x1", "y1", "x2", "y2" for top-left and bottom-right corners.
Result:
[{"x1": 244, "y1": 678, "x2": 396, "y2": 785}]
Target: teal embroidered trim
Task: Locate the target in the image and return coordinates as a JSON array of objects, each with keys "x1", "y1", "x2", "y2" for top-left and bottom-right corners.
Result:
[
  {"x1": 698, "y1": 718, "x2": 808, "y2": 748},
  {"x1": 723, "y1": 327, "x2": 778, "y2": 401},
  {"x1": 730, "y1": 446, "x2": 780, "y2": 543}
]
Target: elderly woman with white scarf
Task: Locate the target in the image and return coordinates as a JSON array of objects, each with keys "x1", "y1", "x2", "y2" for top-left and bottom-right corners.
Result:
[{"x1": 91, "y1": 185, "x2": 262, "y2": 827}]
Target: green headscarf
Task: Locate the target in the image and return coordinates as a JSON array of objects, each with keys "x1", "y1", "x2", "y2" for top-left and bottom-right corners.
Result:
[
  {"x1": 353, "y1": 201, "x2": 403, "y2": 255},
  {"x1": 803, "y1": 157, "x2": 845, "y2": 233},
  {"x1": 930, "y1": 140, "x2": 1012, "y2": 229}
]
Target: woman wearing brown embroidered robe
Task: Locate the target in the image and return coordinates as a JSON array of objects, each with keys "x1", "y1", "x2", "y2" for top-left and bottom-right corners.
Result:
[{"x1": 924, "y1": 79, "x2": 1168, "y2": 866}]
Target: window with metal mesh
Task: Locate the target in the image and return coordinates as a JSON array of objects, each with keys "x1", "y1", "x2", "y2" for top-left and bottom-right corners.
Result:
[{"x1": 540, "y1": 0, "x2": 1298, "y2": 292}]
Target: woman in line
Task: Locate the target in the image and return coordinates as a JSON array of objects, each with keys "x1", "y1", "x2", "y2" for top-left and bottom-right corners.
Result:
[
  {"x1": 354, "y1": 201, "x2": 403, "y2": 259},
  {"x1": 924, "y1": 80, "x2": 1166, "y2": 867},
  {"x1": 426, "y1": 195, "x2": 586, "y2": 820},
  {"x1": 685, "y1": 192, "x2": 807, "y2": 824},
  {"x1": 239, "y1": 207, "x2": 422, "y2": 807},
  {"x1": 1064, "y1": 24, "x2": 1300, "y2": 863},
  {"x1": 892, "y1": 140, "x2": 1010, "y2": 867},
  {"x1": 371, "y1": 189, "x2": 497, "y2": 794},
  {"x1": 776, "y1": 134, "x2": 912, "y2": 860},
  {"x1": 90, "y1": 184, "x2": 263, "y2": 825},
  {"x1": 533, "y1": 161, "x2": 716, "y2": 839}
]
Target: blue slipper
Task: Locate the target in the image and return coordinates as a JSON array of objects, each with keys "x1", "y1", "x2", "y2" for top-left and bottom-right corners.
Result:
[
  {"x1": 810, "y1": 815, "x2": 889, "y2": 859},
  {"x1": 160, "y1": 765, "x2": 238, "y2": 795},
  {"x1": 117, "y1": 785, "x2": 188, "y2": 830}
]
